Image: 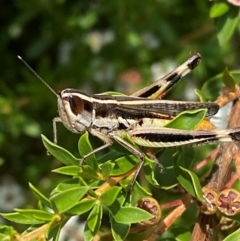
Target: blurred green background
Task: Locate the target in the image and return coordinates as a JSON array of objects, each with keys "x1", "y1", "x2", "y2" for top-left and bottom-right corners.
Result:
[{"x1": 0, "y1": 0, "x2": 239, "y2": 226}]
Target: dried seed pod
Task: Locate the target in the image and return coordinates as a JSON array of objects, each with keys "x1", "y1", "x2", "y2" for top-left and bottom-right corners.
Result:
[
  {"x1": 219, "y1": 216, "x2": 239, "y2": 230},
  {"x1": 137, "y1": 197, "x2": 161, "y2": 227},
  {"x1": 199, "y1": 187, "x2": 218, "y2": 215},
  {"x1": 217, "y1": 188, "x2": 240, "y2": 216}
]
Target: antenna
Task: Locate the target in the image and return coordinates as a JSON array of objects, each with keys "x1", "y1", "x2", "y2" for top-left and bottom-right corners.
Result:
[{"x1": 17, "y1": 56, "x2": 58, "y2": 97}]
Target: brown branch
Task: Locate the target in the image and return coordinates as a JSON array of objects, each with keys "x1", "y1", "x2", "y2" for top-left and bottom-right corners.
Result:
[{"x1": 191, "y1": 86, "x2": 240, "y2": 241}]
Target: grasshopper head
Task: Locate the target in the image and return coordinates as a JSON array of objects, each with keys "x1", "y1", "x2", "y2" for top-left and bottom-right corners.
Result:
[{"x1": 58, "y1": 89, "x2": 93, "y2": 134}]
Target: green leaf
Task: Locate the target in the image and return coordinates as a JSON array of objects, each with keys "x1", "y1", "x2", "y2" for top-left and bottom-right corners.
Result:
[
  {"x1": 67, "y1": 199, "x2": 96, "y2": 215},
  {"x1": 78, "y1": 11, "x2": 97, "y2": 29},
  {"x1": 97, "y1": 150, "x2": 123, "y2": 163},
  {"x1": 100, "y1": 186, "x2": 122, "y2": 206},
  {"x1": 29, "y1": 183, "x2": 51, "y2": 207},
  {"x1": 170, "y1": 227, "x2": 192, "y2": 241},
  {"x1": 50, "y1": 186, "x2": 89, "y2": 213},
  {"x1": 78, "y1": 132, "x2": 98, "y2": 169},
  {"x1": 143, "y1": 157, "x2": 159, "y2": 186},
  {"x1": 48, "y1": 223, "x2": 62, "y2": 241},
  {"x1": 201, "y1": 70, "x2": 240, "y2": 101},
  {"x1": 110, "y1": 213, "x2": 130, "y2": 241},
  {"x1": 154, "y1": 148, "x2": 180, "y2": 189},
  {"x1": 14, "y1": 209, "x2": 54, "y2": 221},
  {"x1": 41, "y1": 135, "x2": 79, "y2": 165},
  {"x1": 0, "y1": 225, "x2": 18, "y2": 236},
  {"x1": 127, "y1": 31, "x2": 141, "y2": 47},
  {"x1": 132, "y1": 181, "x2": 152, "y2": 200},
  {"x1": 80, "y1": 165, "x2": 102, "y2": 180},
  {"x1": 1, "y1": 212, "x2": 46, "y2": 224},
  {"x1": 101, "y1": 161, "x2": 114, "y2": 177},
  {"x1": 52, "y1": 178, "x2": 80, "y2": 193},
  {"x1": 166, "y1": 109, "x2": 207, "y2": 130},
  {"x1": 83, "y1": 223, "x2": 94, "y2": 241},
  {"x1": 223, "y1": 67, "x2": 236, "y2": 91},
  {"x1": 216, "y1": 7, "x2": 239, "y2": 45},
  {"x1": 110, "y1": 155, "x2": 139, "y2": 176},
  {"x1": 210, "y1": 1, "x2": 229, "y2": 18},
  {"x1": 194, "y1": 89, "x2": 206, "y2": 102},
  {"x1": 174, "y1": 152, "x2": 203, "y2": 201},
  {"x1": 112, "y1": 207, "x2": 153, "y2": 224},
  {"x1": 52, "y1": 165, "x2": 81, "y2": 176},
  {"x1": 178, "y1": 166, "x2": 203, "y2": 200},
  {"x1": 223, "y1": 227, "x2": 240, "y2": 241},
  {"x1": 86, "y1": 204, "x2": 102, "y2": 234}
]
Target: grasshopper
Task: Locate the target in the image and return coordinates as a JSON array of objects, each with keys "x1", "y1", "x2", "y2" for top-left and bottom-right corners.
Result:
[{"x1": 18, "y1": 54, "x2": 240, "y2": 185}]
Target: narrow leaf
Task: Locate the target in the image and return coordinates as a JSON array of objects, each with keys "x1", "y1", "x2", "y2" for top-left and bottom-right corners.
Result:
[
  {"x1": 100, "y1": 186, "x2": 122, "y2": 206},
  {"x1": 52, "y1": 178, "x2": 80, "y2": 193},
  {"x1": 52, "y1": 165, "x2": 81, "y2": 176},
  {"x1": 67, "y1": 199, "x2": 96, "y2": 215},
  {"x1": 101, "y1": 161, "x2": 114, "y2": 177},
  {"x1": 132, "y1": 181, "x2": 152, "y2": 198},
  {"x1": 50, "y1": 186, "x2": 89, "y2": 213},
  {"x1": 48, "y1": 223, "x2": 62, "y2": 241},
  {"x1": 84, "y1": 223, "x2": 94, "y2": 241},
  {"x1": 87, "y1": 204, "x2": 103, "y2": 234},
  {"x1": 110, "y1": 213, "x2": 130, "y2": 241},
  {"x1": 223, "y1": 67, "x2": 236, "y2": 91},
  {"x1": 0, "y1": 225, "x2": 16, "y2": 236},
  {"x1": 110, "y1": 155, "x2": 139, "y2": 176},
  {"x1": 210, "y1": 1, "x2": 229, "y2": 18},
  {"x1": 216, "y1": 7, "x2": 239, "y2": 45},
  {"x1": 174, "y1": 154, "x2": 203, "y2": 201},
  {"x1": 223, "y1": 228, "x2": 240, "y2": 241},
  {"x1": 79, "y1": 165, "x2": 101, "y2": 180},
  {"x1": 1, "y1": 212, "x2": 45, "y2": 224},
  {"x1": 194, "y1": 89, "x2": 206, "y2": 102},
  {"x1": 144, "y1": 157, "x2": 159, "y2": 186},
  {"x1": 113, "y1": 207, "x2": 153, "y2": 224},
  {"x1": 201, "y1": 71, "x2": 240, "y2": 101},
  {"x1": 166, "y1": 109, "x2": 207, "y2": 130},
  {"x1": 29, "y1": 183, "x2": 51, "y2": 207},
  {"x1": 41, "y1": 135, "x2": 79, "y2": 165},
  {"x1": 14, "y1": 209, "x2": 54, "y2": 221},
  {"x1": 78, "y1": 132, "x2": 98, "y2": 169}
]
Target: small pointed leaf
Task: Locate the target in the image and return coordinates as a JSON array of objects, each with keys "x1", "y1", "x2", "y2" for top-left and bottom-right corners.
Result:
[
  {"x1": 110, "y1": 213, "x2": 130, "y2": 241},
  {"x1": 52, "y1": 178, "x2": 80, "y2": 193},
  {"x1": 100, "y1": 186, "x2": 122, "y2": 206},
  {"x1": 50, "y1": 186, "x2": 89, "y2": 213},
  {"x1": 223, "y1": 227, "x2": 240, "y2": 241},
  {"x1": 67, "y1": 199, "x2": 96, "y2": 215},
  {"x1": 111, "y1": 155, "x2": 139, "y2": 176},
  {"x1": 144, "y1": 157, "x2": 159, "y2": 186},
  {"x1": 174, "y1": 155, "x2": 203, "y2": 201},
  {"x1": 113, "y1": 207, "x2": 153, "y2": 224},
  {"x1": 210, "y1": 1, "x2": 229, "y2": 18},
  {"x1": 78, "y1": 132, "x2": 98, "y2": 169},
  {"x1": 52, "y1": 165, "x2": 81, "y2": 176},
  {"x1": 216, "y1": 7, "x2": 239, "y2": 45},
  {"x1": 223, "y1": 67, "x2": 236, "y2": 91},
  {"x1": 41, "y1": 135, "x2": 79, "y2": 165},
  {"x1": 14, "y1": 209, "x2": 54, "y2": 221},
  {"x1": 166, "y1": 109, "x2": 207, "y2": 130},
  {"x1": 1, "y1": 212, "x2": 45, "y2": 224},
  {"x1": 87, "y1": 204, "x2": 102, "y2": 234},
  {"x1": 195, "y1": 89, "x2": 206, "y2": 102},
  {"x1": 29, "y1": 183, "x2": 51, "y2": 207}
]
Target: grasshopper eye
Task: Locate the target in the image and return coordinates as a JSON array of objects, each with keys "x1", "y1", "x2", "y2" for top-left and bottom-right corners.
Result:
[{"x1": 68, "y1": 95, "x2": 84, "y2": 115}]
